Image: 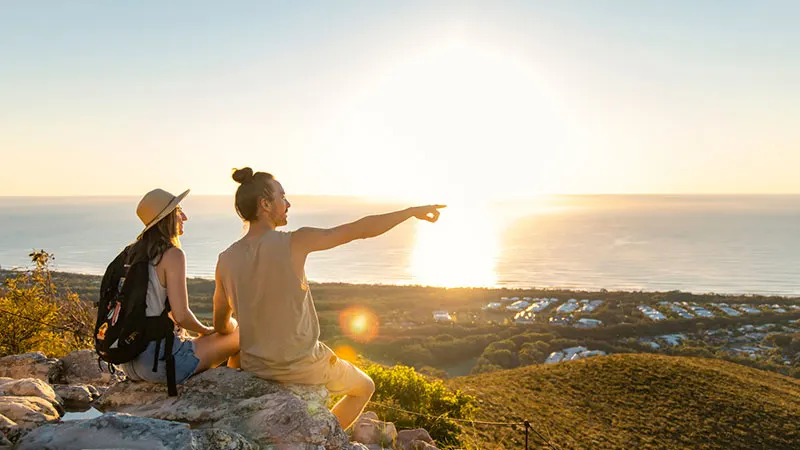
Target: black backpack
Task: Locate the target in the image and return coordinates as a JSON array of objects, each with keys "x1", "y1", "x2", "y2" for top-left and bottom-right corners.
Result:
[{"x1": 94, "y1": 245, "x2": 178, "y2": 396}]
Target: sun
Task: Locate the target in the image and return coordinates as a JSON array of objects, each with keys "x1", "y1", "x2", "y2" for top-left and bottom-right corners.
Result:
[
  {"x1": 408, "y1": 201, "x2": 499, "y2": 288},
  {"x1": 322, "y1": 30, "x2": 577, "y2": 201}
]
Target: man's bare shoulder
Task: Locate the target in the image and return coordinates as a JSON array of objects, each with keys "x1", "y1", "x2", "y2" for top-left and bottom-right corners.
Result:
[{"x1": 218, "y1": 239, "x2": 245, "y2": 261}]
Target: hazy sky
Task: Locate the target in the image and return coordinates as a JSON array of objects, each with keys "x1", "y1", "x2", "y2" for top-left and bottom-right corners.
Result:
[{"x1": 2, "y1": 1, "x2": 799, "y2": 199}]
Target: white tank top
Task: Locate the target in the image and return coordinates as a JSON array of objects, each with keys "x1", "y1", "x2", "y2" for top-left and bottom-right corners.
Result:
[{"x1": 145, "y1": 261, "x2": 168, "y2": 317}]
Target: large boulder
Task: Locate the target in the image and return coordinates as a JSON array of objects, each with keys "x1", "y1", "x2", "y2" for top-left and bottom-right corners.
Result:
[
  {"x1": 53, "y1": 384, "x2": 94, "y2": 405},
  {"x1": 396, "y1": 429, "x2": 436, "y2": 450},
  {"x1": 59, "y1": 350, "x2": 124, "y2": 386},
  {"x1": 96, "y1": 367, "x2": 352, "y2": 449},
  {"x1": 15, "y1": 412, "x2": 255, "y2": 450},
  {"x1": 0, "y1": 378, "x2": 60, "y2": 409},
  {"x1": 0, "y1": 353, "x2": 62, "y2": 384},
  {"x1": 0, "y1": 396, "x2": 59, "y2": 429},
  {"x1": 351, "y1": 411, "x2": 397, "y2": 447}
]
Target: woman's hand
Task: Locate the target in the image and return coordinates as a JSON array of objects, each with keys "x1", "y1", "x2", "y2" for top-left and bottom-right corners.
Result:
[{"x1": 199, "y1": 325, "x2": 216, "y2": 336}]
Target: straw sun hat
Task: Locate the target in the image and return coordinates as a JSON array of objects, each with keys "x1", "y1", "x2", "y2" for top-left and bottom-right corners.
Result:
[{"x1": 136, "y1": 188, "x2": 190, "y2": 239}]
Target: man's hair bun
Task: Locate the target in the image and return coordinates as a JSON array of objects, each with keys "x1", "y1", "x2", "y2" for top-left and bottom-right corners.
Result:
[{"x1": 232, "y1": 167, "x2": 254, "y2": 184}]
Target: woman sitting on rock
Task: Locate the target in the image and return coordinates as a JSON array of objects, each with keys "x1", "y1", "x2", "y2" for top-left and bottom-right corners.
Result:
[{"x1": 120, "y1": 188, "x2": 240, "y2": 385}]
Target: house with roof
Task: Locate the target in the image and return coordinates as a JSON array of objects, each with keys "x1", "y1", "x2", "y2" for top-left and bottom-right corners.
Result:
[
  {"x1": 574, "y1": 318, "x2": 603, "y2": 329},
  {"x1": 638, "y1": 305, "x2": 667, "y2": 321},
  {"x1": 556, "y1": 299, "x2": 580, "y2": 314},
  {"x1": 506, "y1": 300, "x2": 531, "y2": 312},
  {"x1": 432, "y1": 310, "x2": 453, "y2": 323},
  {"x1": 481, "y1": 302, "x2": 504, "y2": 311},
  {"x1": 548, "y1": 316, "x2": 572, "y2": 326}
]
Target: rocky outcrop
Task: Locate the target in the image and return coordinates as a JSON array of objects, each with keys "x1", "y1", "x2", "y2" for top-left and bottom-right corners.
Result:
[
  {"x1": 352, "y1": 411, "x2": 397, "y2": 447},
  {"x1": 0, "y1": 351, "x2": 439, "y2": 450},
  {"x1": 53, "y1": 384, "x2": 98, "y2": 404},
  {"x1": 59, "y1": 350, "x2": 124, "y2": 386},
  {"x1": 396, "y1": 429, "x2": 436, "y2": 450},
  {"x1": 15, "y1": 412, "x2": 255, "y2": 450},
  {"x1": 0, "y1": 378, "x2": 60, "y2": 408},
  {"x1": 0, "y1": 413, "x2": 16, "y2": 434},
  {"x1": 0, "y1": 396, "x2": 60, "y2": 429},
  {"x1": 96, "y1": 367, "x2": 351, "y2": 449},
  {"x1": 0, "y1": 353, "x2": 62, "y2": 384}
]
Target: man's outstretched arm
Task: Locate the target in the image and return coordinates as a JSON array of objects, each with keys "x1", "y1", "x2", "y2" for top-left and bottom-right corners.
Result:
[{"x1": 292, "y1": 205, "x2": 445, "y2": 254}]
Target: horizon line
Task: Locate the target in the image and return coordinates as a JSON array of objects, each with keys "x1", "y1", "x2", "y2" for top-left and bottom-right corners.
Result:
[{"x1": 2, "y1": 192, "x2": 800, "y2": 198}]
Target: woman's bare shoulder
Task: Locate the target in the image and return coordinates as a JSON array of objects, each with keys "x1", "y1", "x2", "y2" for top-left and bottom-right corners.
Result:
[{"x1": 161, "y1": 246, "x2": 186, "y2": 267}]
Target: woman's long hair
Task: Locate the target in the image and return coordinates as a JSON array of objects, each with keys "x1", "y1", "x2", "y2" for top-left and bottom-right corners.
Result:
[{"x1": 128, "y1": 209, "x2": 181, "y2": 264}]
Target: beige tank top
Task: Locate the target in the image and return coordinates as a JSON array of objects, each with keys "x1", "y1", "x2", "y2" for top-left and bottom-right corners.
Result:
[{"x1": 217, "y1": 229, "x2": 334, "y2": 384}]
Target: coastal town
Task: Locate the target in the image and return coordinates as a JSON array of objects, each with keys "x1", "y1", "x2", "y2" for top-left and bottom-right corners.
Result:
[{"x1": 430, "y1": 294, "x2": 800, "y2": 367}]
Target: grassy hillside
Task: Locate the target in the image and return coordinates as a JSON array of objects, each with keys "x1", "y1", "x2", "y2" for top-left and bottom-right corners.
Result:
[{"x1": 447, "y1": 354, "x2": 800, "y2": 449}]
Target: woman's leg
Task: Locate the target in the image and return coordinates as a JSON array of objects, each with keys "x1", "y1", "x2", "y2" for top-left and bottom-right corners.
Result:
[
  {"x1": 191, "y1": 328, "x2": 240, "y2": 373},
  {"x1": 227, "y1": 352, "x2": 241, "y2": 369}
]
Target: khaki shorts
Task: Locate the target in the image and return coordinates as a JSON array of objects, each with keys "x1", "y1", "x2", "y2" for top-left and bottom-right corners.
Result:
[{"x1": 324, "y1": 356, "x2": 373, "y2": 396}]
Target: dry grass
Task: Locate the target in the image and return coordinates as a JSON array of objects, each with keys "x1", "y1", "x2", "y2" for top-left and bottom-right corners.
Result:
[{"x1": 448, "y1": 354, "x2": 800, "y2": 449}]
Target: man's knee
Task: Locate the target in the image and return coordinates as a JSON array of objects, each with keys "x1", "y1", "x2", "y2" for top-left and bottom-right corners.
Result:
[
  {"x1": 363, "y1": 375, "x2": 375, "y2": 397},
  {"x1": 350, "y1": 372, "x2": 374, "y2": 398}
]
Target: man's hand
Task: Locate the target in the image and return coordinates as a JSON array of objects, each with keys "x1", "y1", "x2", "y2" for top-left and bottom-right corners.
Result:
[{"x1": 410, "y1": 205, "x2": 446, "y2": 223}]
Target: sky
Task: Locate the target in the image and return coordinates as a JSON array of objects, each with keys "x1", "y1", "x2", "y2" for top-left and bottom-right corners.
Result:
[{"x1": 1, "y1": 1, "x2": 799, "y2": 200}]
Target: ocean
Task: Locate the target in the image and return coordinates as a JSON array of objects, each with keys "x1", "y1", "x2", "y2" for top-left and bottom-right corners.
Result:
[{"x1": 0, "y1": 195, "x2": 798, "y2": 296}]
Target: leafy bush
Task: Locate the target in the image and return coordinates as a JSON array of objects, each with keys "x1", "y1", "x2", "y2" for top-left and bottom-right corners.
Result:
[
  {"x1": 364, "y1": 363, "x2": 476, "y2": 447},
  {"x1": 0, "y1": 251, "x2": 94, "y2": 357}
]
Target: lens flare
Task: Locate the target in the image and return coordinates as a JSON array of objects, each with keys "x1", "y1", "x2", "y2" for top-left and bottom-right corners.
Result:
[
  {"x1": 339, "y1": 306, "x2": 380, "y2": 343},
  {"x1": 333, "y1": 345, "x2": 358, "y2": 362}
]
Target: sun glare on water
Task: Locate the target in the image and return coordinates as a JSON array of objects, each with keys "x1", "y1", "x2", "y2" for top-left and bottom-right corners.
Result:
[{"x1": 408, "y1": 203, "x2": 499, "y2": 288}]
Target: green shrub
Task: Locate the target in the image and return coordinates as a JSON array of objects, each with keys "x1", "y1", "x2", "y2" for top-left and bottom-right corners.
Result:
[
  {"x1": 0, "y1": 251, "x2": 94, "y2": 357},
  {"x1": 364, "y1": 363, "x2": 476, "y2": 447}
]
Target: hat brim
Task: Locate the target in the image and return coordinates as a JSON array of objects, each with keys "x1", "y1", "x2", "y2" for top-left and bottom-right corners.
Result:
[{"x1": 137, "y1": 189, "x2": 190, "y2": 240}]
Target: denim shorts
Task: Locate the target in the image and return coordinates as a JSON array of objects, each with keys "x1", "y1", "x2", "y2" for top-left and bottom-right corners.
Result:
[{"x1": 121, "y1": 336, "x2": 200, "y2": 385}]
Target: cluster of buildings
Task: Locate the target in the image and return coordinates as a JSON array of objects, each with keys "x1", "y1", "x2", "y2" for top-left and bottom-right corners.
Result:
[
  {"x1": 638, "y1": 334, "x2": 687, "y2": 349},
  {"x1": 481, "y1": 296, "x2": 606, "y2": 328},
  {"x1": 546, "y1": 316, "x2": 603, "y2": 328},
  {"x1": 634, "y1": 319, "x2": 800, "y2": 365},
  {"x1": 639, "y1": 301, "x2": 800, "y2": 322},
  {"x1": 544, "y1": 346, "x2": 607, "y2": 364},
  {"x1": 646, "y1": 302, "x2": 716, "y2": 320},
  {"x1": 637, "y1": 305, "x2": 667, "y2": 321}
]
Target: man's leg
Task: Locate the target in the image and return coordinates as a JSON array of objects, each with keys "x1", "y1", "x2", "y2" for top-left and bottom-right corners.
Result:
[{"x1": 328, "y1": 362, "x2": 376, "y2": 430}]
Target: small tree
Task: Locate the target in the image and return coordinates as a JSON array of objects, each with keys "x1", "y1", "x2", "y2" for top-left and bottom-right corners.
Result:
[{"x1": 0, "y1": 251, "x2": 94, "y2": 357}]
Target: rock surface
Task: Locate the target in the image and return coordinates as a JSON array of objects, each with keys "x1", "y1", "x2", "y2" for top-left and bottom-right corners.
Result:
[
  {"x1": 59, "y1": 350, "x2": 124, "y2": 386},
  {"x1": 0, "y1": 353, "x2": 62, "y2": 384},
  {"x1": 396, "y1": 429, "x2": 436, "y2": 450},
  {"x1": 15, "y1": 412, "x2": 256, "y2": 450},
  {"x1": 0, "y1": 413, "x2": 16, "y2": 433},
  {"x1": 96, "y1": 367, "x2": 351, "y2": 449},
  {"x1": 53, "y1": 384, "x2": 94, "y2": 404},
  {"x1": 0, "y1": 351, "x2": 438, "y2": 450},
  {"x1": 0, "y1": 378, "x2": 61, "y2": 409},
  {"x1": 352, "y1": 411, "x2": 397, "y2": 446},
  {"x1": 0, "y1": 396, "x2": 60, "y2": 429}
]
